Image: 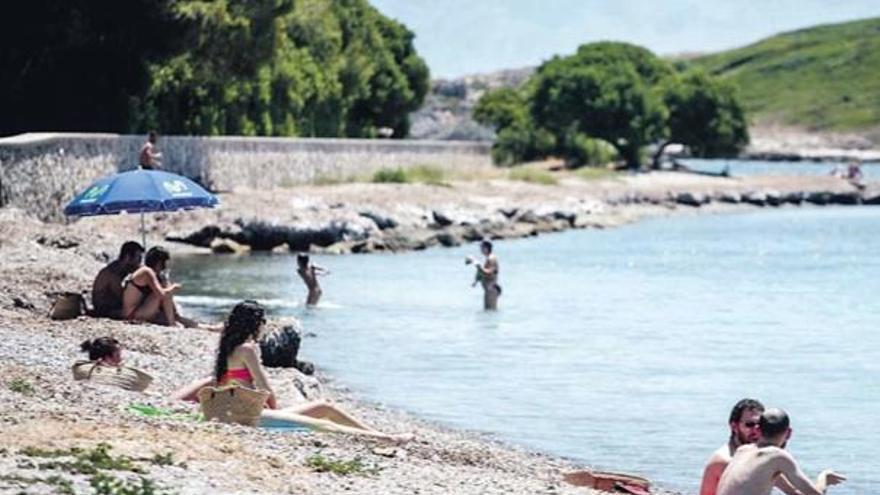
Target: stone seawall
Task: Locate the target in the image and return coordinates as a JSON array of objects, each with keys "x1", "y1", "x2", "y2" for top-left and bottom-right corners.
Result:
[{"x1": 0, "y1": 133, "x2": 492, "y2": 221}]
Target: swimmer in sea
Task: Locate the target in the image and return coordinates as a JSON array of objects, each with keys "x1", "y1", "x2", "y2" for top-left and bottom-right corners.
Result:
[
  {"x1": 466, "y1": 240, "x2": 500, "y2": 310},
  {"x1": 296, "y1": 254, "x2": 329, "y2": 306}
]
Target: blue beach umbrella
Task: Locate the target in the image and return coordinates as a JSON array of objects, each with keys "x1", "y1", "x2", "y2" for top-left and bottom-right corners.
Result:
[{"x1": 64, "y1": 169, "x2": 219, "y2": 247}]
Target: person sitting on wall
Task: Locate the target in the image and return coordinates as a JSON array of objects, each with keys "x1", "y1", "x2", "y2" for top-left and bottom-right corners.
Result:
[{"x1": 139, "y1": 131, "x2": 163, "y2": 170}]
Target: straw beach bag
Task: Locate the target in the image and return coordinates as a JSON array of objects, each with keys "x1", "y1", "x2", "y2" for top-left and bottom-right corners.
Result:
[
  {"x1": 49, "y1": 292, "x2": 87, "y2": 320},
  {"x1": 198, "y1": 385, "x2": 269, "y2": 427},
  {"x1": 71, "y1": 361, "x2": 153, "y2": 392}
]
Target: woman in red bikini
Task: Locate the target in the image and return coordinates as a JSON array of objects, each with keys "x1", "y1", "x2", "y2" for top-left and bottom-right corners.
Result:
[{"x1": 173, "y1": 300, "x2": 411, "y2": 441}]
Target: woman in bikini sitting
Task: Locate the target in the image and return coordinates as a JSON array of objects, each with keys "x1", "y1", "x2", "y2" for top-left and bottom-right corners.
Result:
[
  {"x1": 122, "y1": 246, "x2": 181, "y2": 326},
  {"x1": 173, "y1": 300, "x2": 411, "y2": 441}
]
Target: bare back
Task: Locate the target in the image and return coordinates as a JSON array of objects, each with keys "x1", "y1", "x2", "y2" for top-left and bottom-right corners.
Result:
[
  {"x1": 92, "y1": 262, "x2": 125, "y2": 317},
  {"x1": 718, "y1": 444, "x2": 829, "y2": 495}
]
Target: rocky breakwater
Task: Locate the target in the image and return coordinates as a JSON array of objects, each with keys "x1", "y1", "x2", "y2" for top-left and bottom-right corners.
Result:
[
  {"x1": 168, "y1": 202, "x2": 606, "y2": 255},
  {"x1": 162, "y1": 174, "x2": 879, "y2": 256}
]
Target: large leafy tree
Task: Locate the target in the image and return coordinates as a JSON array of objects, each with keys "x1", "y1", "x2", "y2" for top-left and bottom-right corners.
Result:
[
  {"x1": 133, "y1": 0, "x2": 428, "y2": 137},
  {"x1": 655, "y1": 69, "x2": 749, "y2": 167},
  {"x1": 0, "y1": 0, "x2": 428, "y2": 138},
  {"x1": 481, "y1": 41, "x2": 750, "y2": 169},
  {"x1": 529, "y1": 42, "x2": 671, "y2": 169},
  {"x1": 0, "y1": 0, "x2": 179, "y2": 135}
]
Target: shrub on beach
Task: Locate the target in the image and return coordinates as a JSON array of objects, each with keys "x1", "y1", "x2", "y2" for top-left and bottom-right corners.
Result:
[
  {"x1": 372, "y1": 168, "x2": 410, "y2": 183},
  {"x1": 372, "y1": 165, "x2": 449, "y2": 185},
  {"x1": 507, "y1": 168, "x2": 558, "y2": 185}
]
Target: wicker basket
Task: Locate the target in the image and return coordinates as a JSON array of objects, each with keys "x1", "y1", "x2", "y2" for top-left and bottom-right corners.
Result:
[
  {"x1": 198, "y1": 385, "x2": 269, "y2": 427},
  {"x1": 71, "y1": 361, "x2": 153, "y2": 392},
  {"x1": 563, "y1": 470, "x2": 651, "y2": 493}
]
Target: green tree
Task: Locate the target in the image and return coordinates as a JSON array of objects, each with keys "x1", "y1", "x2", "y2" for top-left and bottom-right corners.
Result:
[
  {"x1": 0, "y1": 0, "x2": 428, "y2": 138},
  {"x1": 0, "y1": 0, "x2": 180, "y2": 135},
  {"x1": 530, "y1": 43, "x2": 671, "y2": 169},
  {"x1": 654, "y1": 69, "x2": 749, "y2": 168},
  {"x1": 473, "y1": 87, "x2": 528, "y2": 130}
]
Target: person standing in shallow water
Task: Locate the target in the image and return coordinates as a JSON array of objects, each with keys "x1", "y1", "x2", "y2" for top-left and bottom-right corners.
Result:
[
  {"x1": 296, "y1": 254, "x2": 329, "y2": 306},
  {"x1": 466, "y1": 240, "x2": 500, "y2": 310}
]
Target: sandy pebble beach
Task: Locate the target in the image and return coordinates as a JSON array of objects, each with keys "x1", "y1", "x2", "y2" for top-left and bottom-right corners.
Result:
[{"x1": 0, "y1": 171, "x2": 873, "y2": 494}]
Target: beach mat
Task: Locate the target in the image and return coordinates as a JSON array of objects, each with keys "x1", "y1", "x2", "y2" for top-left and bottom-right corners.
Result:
[
  {"x1": 563, "y1": 470, "x2": 651, "y2": 494},
  {"x1": 259, "y1": 409, "x2": 313, "y2": 432},
  {"x1": 127, "y1": 403, "x2": 202, "y2": 422}
]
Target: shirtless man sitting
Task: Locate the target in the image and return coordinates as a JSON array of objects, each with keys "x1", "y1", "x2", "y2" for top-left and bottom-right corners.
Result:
[
  {"x1": 91, "y1": 241, "x2": 144, "y2": 318},
  {"x1": 717, "y1": 408, "x2": 846, "y2": 495},
  {"x1": 700, "y1": 398, "x2": 765, "y2": 495}
]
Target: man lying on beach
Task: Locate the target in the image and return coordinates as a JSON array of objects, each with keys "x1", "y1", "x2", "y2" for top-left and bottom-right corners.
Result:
[
  {"x1": 716, "y1": 408, "x2": 845, "y2": 495},
  {"x1": 92, "y1": 241, "x2": 144, "y2": 319}
]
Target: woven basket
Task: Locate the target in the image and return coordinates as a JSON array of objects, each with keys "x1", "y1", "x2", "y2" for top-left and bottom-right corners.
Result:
[
  {"x1": 563, "y1": 470, "x2": 651, "y2": 493},
  {"x1": 71, "y1": 361, "x2": 153, "y2": 392},
  {"x1": 49, "y1": 292, "x2": 86, "y2": 320},
  {"x1": 198, "y1": 385, "x2": 269, "y2": 427}
]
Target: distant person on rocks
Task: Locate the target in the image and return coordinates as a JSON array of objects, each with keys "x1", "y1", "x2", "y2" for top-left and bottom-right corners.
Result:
[
  {"x1": 716, "y1": 408, "x2": 846, "y2": 495},
  {"x1": 92, "y1": 241, "x2": 144, "y2": 319},
  {"x1": 122, "y1": 246, "x2": 181, "y2": 326},
  {"x1": 296, "y1": 254, "x2": 328, "y2": 306},
  {"x1": 846, "y1": 159, "x2": 864, "y2": 187},
  {"x1": 139, "y1": 131, "x2": 163, "y2": 170},
  {"x1": 466, "y1": 240, "x2": 500, "y2": 310}
]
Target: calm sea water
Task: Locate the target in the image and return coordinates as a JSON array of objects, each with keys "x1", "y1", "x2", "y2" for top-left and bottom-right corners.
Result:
[
  {"x1": 174, "y1": 207, "x2": 879, "y2": 494},
  {"x1": 680, "y1": 158, "x2": 879, "y2": 179}
]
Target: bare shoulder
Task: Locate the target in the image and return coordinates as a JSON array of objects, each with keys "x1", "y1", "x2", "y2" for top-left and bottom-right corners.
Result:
[
  {"x1": 761, "y1": 445, "x2": 794, "y2": 463},
  {"x1": 239, "y1": 342, "x2": 259, "y2": 354},
  {"x1": 706, "y1": 444, "x2": 732, "y2": 464}
]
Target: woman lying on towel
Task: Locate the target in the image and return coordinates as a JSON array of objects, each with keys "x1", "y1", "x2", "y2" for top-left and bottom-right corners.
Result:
[{"x1": 173, "y1": 300, "x2": 412, "y2": 442}]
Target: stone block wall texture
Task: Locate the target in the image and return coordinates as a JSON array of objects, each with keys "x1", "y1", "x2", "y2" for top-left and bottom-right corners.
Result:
[{"x1": 0, "y1": 133, "x2": 491, "y2": 221}]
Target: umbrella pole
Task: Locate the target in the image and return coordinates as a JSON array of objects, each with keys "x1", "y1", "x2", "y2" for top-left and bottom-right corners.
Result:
[{"x1": 141, "y1": 211, "x2": 146, "y2": 249}]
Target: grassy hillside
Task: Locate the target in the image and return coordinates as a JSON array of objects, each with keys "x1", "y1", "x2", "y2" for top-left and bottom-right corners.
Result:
[{"x1": 689, "y1": 17, "x2": 880, "y2": 131}]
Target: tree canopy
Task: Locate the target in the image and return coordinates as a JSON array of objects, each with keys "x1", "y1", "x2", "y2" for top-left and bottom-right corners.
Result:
[
  {"x1": 0, "y1": 0, "x2": 429, "y2": 138},
  {"x1": 477, "y1": 41, "x2": 750, "y2": 168}
]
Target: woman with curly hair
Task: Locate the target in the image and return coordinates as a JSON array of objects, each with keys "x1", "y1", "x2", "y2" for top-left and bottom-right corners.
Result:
[{"x1": 173, "y1": 300, "x2": 410, "y2": 441}]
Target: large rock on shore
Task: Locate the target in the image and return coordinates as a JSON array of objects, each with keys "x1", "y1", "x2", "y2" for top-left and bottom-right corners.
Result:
[
  {"x1": 359, "y1": 210, "x2": 398, "y2": 230},
  {"x1": 675, "y1": 191, "x2": 708, "y2": 207}
]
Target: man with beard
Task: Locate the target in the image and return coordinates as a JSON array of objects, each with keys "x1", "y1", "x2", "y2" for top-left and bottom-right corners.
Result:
[
  {"x1": 717, "y1": 408, "x2": 845, "y2": 495},
  {"x1": 700, "y1": 398, "x2": 766, "y2": 495},
  {"x1": 92, "y1": 241, "x2": 143, "y2": 318}
]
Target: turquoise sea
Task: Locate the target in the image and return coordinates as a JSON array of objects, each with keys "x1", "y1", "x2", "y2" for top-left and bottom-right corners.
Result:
[{"x1": 174, "y1": 206, "x2": 879, "y2": 494}]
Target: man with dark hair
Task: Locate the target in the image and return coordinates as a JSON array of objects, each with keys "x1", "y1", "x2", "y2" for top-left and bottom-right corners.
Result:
[
  {"x1": 92, "y1": 241, "x2": 144, "y2": 318},
  {"x1": 465, "y1": 240, "x2": 500, "y2": 310},
  {"x1": 717, "y1": 408, "x2": 845, "y2": 495},
  {"x1": 700, "y1": 398, "x2": 765, "y2": 495}
]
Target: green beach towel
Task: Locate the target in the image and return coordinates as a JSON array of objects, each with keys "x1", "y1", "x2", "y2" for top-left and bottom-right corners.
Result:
[{"x1": 127, "y1": 403, "x2": 203, "y2": 422}]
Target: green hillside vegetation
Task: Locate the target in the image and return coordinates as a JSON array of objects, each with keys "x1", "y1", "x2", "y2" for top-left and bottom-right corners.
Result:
[{"x1": 687, "y1": 17, "x2": 880, "y2": 131}]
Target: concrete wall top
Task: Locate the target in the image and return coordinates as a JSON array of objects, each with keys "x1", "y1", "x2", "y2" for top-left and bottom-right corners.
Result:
[{"x1": 0, "y1": 132, "x2": 492, "y2": 153}]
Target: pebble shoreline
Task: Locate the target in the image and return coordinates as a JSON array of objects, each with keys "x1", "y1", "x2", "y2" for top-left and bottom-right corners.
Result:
[{"x1": 0, "y1": 172, "x2": 875, "y2": 494}]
